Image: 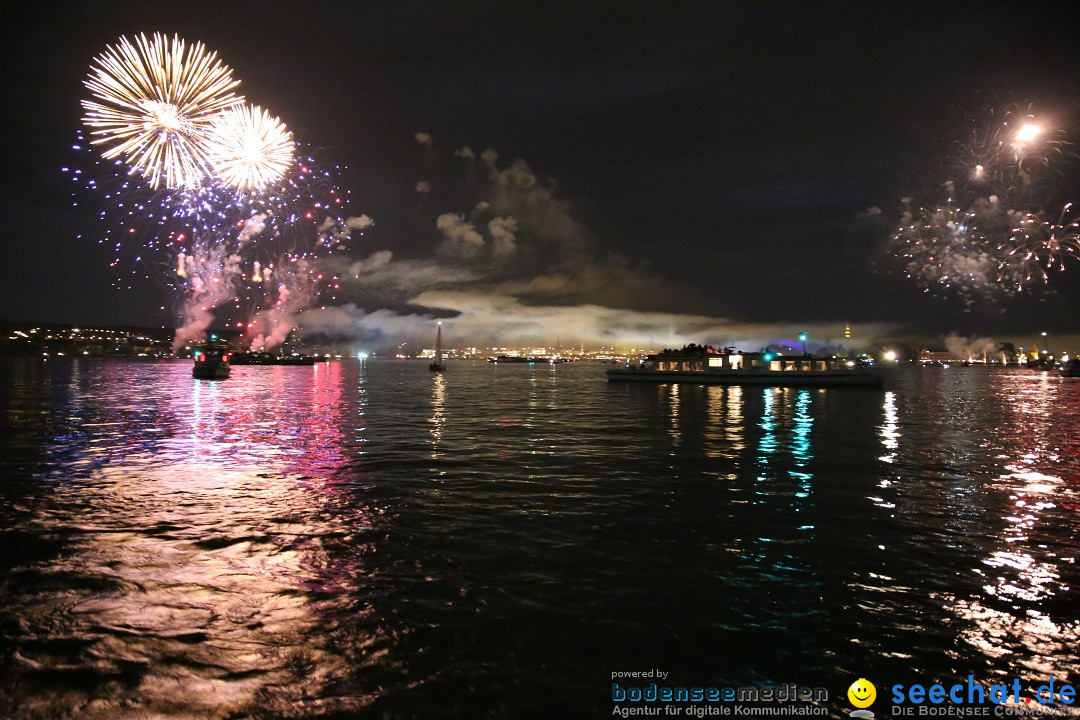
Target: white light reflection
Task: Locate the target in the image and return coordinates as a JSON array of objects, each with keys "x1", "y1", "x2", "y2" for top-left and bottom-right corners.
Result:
[
  {"x1": 878, "y1": 391, "x2": 900, "y2": 463},
  {"x1": 430, "y1": 371, "x2": 446, "y2": 466},
  {"x1": 666, "y1": 383, "x2": 681, "y2": 453},
  {"x1": 935, "y1": 372, "x2": 1080, "y2": 689},
  {"x1": 940, "y1": 468, "x2": 1079, "y2": 683},
  {"x1": 704, "y1": 385, "x2": 744, "y2": 461}
]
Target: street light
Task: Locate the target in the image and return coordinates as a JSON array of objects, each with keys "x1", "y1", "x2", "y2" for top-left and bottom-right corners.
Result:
[{"x1": 798, "y1": 332, "x2": 808, "y2": 356}]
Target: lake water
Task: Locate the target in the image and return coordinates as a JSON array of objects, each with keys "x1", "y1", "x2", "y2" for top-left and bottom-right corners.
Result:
[{"x1": 0, "y1": 358, "x2": 1078, "y2": 718}]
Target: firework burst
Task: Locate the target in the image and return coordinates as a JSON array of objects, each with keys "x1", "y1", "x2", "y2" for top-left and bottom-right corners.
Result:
[
  {"x1": 944, "y1": 103, "x2": 1069, "y2": 207},
  {"x1": 206, "y1": 104, "x2": 294, "y2": 191},
  {"x1": 82, "y1": 32, "x2": 244, "y2": 190},
  {"x1": 889, "y1": 101, "x2": 1079, "y2": 303},
  {"x1": 893, "y1": 196, "x2": 1002, "y2": 303},
  {"x1": 76, "y1": 34, "x2": 359, "y2": 351},
  {"x1": 997, "y1": 204, "x2": 1080, "y2": 290}
]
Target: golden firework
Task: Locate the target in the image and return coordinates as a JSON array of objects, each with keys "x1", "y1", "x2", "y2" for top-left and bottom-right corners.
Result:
[
  {"x1": 82, "y1": 32, "x2": 244, "y2": 189},
  {"x1": 207, "y1": 104, "x2": 294, "y2": 191}
]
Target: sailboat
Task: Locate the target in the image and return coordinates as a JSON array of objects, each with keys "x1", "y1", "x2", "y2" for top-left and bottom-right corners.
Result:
[{"x1": 429, "y1": 322, "x2": 446, "y2": 372}]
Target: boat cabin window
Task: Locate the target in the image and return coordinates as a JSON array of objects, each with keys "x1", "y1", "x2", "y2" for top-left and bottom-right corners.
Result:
[
  {"x1": 770, "y1": 360, "x2": 782, "y2": 371},
  {"x1": 784, "y1": 360, "x2": 796, "y2": 371},
  {"x1": 709, "y1": 357, "x2": 723, "y2": 368},
  {"x1": 815, "y1": 360, "x2": 826, "y2": 371},
  {"x1": 751, "y1": 358, "x2": 763, "y2": 368},
  {"x1": 728, "y1": 354, "x2": 743, "y2": 369}
]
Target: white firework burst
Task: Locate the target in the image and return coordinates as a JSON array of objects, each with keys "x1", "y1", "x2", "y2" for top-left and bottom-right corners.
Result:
[
  {"x1": 82, "y1": 32, "x2": 244, "y2": 189},
  {"x1": 206, "y1": 104, "x2": 294, "y2": 191}
]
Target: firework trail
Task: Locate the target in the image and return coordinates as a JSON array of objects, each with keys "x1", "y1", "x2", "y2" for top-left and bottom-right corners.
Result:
[
  {"x1": 172, "y1": 234, "x2": 245, "y2": 351},
  {"x1": 245, "y1": 259, "x2": 317, "y2": 351}
]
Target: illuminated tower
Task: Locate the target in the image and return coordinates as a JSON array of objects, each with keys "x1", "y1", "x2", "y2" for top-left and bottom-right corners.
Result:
[{"x1": 844, "y1": 324, "x2": 852, "y2": 339}]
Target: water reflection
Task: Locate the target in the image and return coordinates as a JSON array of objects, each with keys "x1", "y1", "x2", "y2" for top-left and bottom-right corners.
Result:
[
  {"x1": 791, "y1": 389, "x2": 813, "y2": 489},
  {"x1": 1, "y1": 360, "x2": 380, "y2": 716},
  {"x1": 934, "y1": 373, "x2": 1080, "y2": 687},
  {"x1": 726, "y1": 385, "x2": 745, "y2": 454},
  {"x1": 755, "y1": 388, "x2": 778, "y2": 499},
  {"x1": 3, "y1": 361, "x2": 1080, "y2": 715},
  {"x1": 879, "y1": 390, "x2": 899, "y2": 464},
  {"x1": 430, "y1": 372, "x2": 446, "y2": 464},
  {"x1": 666, "y1": 382, "x2": 681, "y2": 452},
  {"x1": 703, "y1": 385, "x2": 745, "y2": 462},
  {"x1": 353, "y1": 356, "x2": 368, "y2": 459}
]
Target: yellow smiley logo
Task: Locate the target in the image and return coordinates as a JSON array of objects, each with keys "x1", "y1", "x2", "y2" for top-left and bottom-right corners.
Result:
[{"x1": 848, "y1": 678, "x2": 876, "y2": 708}]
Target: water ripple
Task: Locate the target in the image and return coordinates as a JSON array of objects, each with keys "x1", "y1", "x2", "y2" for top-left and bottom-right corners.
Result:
[{"x1": 0, "y1": 358, "x2": 1078, "y2": 716}]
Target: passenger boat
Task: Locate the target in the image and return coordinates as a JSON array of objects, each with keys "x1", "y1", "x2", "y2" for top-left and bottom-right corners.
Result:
[
  {"x1": 1061, "y1": 359, "x2": 1080, "y2": 378},
  {"x1": 230, "y1": 351, "x2": 317, "y2": 365},
  {"x1": 429, "y1": 322, "x2": 445, "y2": 372},
  {"x1": 607, "y1": 344, "x2": 882, "y2": 387},
  {"x1": 192, "y1": 339, "x2": 231, "y2": 380}
]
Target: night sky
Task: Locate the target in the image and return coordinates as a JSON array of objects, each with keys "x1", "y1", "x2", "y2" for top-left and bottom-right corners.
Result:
[{"x1": 4, "y1": 1, "x2": 1080, "y2": 351}]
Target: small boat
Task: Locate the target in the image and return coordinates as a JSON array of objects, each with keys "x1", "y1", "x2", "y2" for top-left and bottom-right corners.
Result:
[
  {"x1": 607, "y1": 344, "x2": 882, "y2": 387},
  {"x1": 1061, "y1": 359, "x2": 1080, "y2": 378},
  {"x1": 429, "y1": 322, "x2": 445, "y2": 372},
  {"x1": 192, "y1": 339, "x2": 231, "y2": 380}
]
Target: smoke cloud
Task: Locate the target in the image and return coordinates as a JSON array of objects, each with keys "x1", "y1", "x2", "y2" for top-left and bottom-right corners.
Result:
[
  {"x1": 300, "y1": 294, "x2": 894, "y2": 354},
  {"x1": 172, "y1": 240, "x2": 244, "y2": 352},
  {"x1": 435, "y1": 213, "x2": 485, "y2": 258},
  {"x1": 314, "y1": 143, "x2": 895, "y2": 353},
  {"x1": 346, "y1": 215, "x2": 375, "y2": 231},
  {"x1": 944, "y1": 333, "x2": 1001, "y2": 360},
  {"x1": 247, "y1": 260, "x2": 317, "y2": 351},
  {"x1": 487, "y1": 216, "x2": 518, "y2": 258},
  {"x1": 236, "y1": 213, "x2": 268, "y2": 245}
]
